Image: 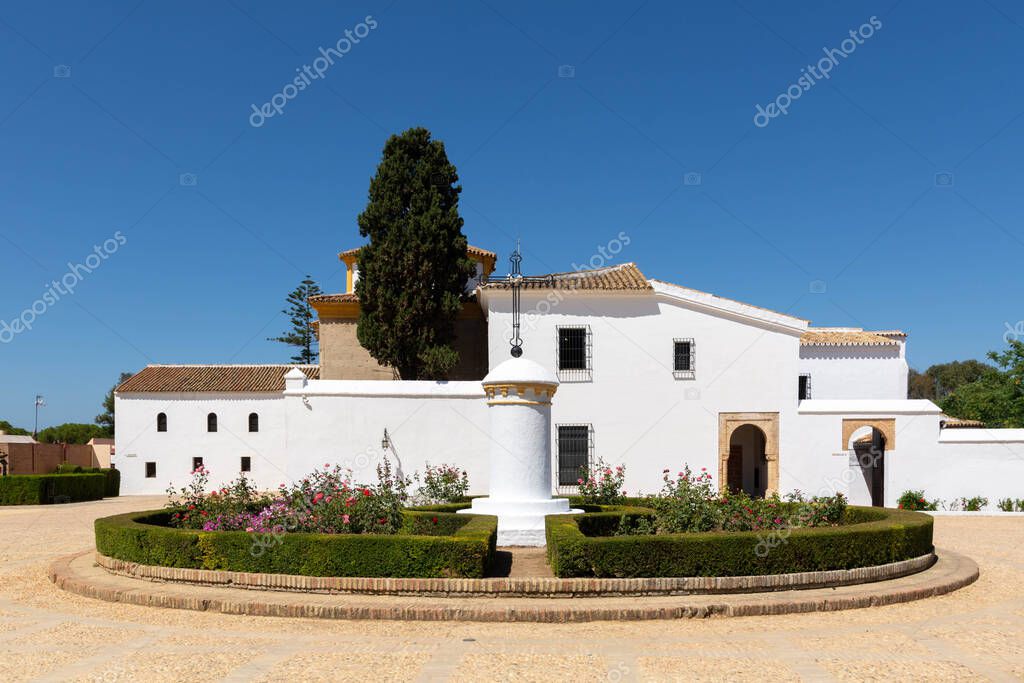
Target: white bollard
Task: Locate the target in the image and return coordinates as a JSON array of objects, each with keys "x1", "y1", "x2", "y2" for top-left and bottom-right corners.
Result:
[{"x1": 459, "y1": 357, "x2": 580, "y2": 546}]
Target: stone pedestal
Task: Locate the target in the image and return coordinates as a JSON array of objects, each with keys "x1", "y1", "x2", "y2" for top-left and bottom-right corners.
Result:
[{"x1": 459, "y1": 357, "x2": 579, "y2": 546}]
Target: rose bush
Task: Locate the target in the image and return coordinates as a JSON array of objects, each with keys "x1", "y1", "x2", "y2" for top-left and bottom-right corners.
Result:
[{"x1": 577, "y1": 458, "x2": 626, "y2": 505}]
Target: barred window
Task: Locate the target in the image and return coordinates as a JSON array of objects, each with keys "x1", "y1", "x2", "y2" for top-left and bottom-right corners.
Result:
[
  {"x1": 156, "y1": 413, "x2": 167, "y2": 432},
  {"x1": 248, "y1": 412, "x2": 259, "y2": 432},
  {"x1": 798, "y1": 374, "x2": 812, "y2": 401},
  {"x1": 144, "y1": 462, "x2": 156, "y2": 478},
  {"x1": 673, "y1": 338, "x2": 695, "y2": 379},
  {"x1": 192, "y1": 456, "x2": 203, "y2": 472},
  {"x1": 557, "y1": 325, "x2": 592, "y2": 381},
  {"x1": 207, "y1": 413, "x2": 217, "y2": 432},
  {"x1": 556, "y1": 424, "x2": 593, "y2": 489},
  {"x1": 240, "y1": 456, "x2": 251, "y2": 473}
]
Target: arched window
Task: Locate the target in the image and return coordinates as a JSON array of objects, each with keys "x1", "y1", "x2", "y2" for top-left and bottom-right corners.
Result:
[
  {"x1": 248, "y1": 412, "x2": 259, "y2": 432},
  {"x1": 156, "y1": 413, "x2": 167, "y2": 432},
  {"x1": 207, "y1": 413, "x2": 217, "y2": 432}
]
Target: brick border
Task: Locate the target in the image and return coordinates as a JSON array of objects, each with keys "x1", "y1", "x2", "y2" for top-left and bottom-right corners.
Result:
[
  {"x1": 49, "y1": 549, "x2": 979, "y2": 622},
  {"x1": 93, "y1": 551, "x2": 937, "y2": 597}
]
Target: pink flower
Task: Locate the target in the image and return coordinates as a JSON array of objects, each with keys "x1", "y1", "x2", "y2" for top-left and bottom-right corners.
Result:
[
  {"x1": 313, "y1": 492, "x2": 324, "y2": 503},
  {"x1": 324, "y1": 463, "x2": 330, "y2": 468},
  {"x1": 577, "y1": 478, "x2": 584, "y2": 484},
  {"x1": 245, "y1": 527, "x2": 254, "y2": 532},
  {"x1": 342, "y1": 514, "x2": 350, "y2": 524}
]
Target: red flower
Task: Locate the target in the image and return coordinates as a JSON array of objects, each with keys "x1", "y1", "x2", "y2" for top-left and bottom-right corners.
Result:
[
  {"x1": 431, "y1": 516, "x2": 438, "y2": 525},
  {"x1": 362, "y1": 488, "x2": 371, "y2": 497}
]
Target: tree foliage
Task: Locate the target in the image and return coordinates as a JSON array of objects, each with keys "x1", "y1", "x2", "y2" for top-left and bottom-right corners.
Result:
[
  {"x1": 355, "y1": 127, "x2": 475, "y2": 380},
  {"x1": 37, "y1": 423, "x2": 110, "y2": 444},
  {"x1": 940, "y1": 340, "x2": 1024, "y2": 428},
  {"x1": 908, "y1": 359, "x2": 994, "y2": 400},
  {"x1": 95, "y1": 371, "x2": 133, "y2": 436},
  {"x1": 268, "y1": 276, "x2": 322, "y2": 364},
  {"x1": 0, "y1": 420, "x2": 29, "y2": 436}
]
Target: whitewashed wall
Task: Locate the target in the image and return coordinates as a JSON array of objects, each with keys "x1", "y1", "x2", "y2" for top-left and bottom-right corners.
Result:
[
  {"x1": 799, "y1": 343, "x2": 908, "y2": 400},
  {"x1": 114, "y1": 393, "x2": 289, "y2": 495},
  {"x1": 282, "y1": 377, "x2": 491, "y2": 493},
  {"x1": 480, "y1": 288, "x2": 807, "y2": 495}
]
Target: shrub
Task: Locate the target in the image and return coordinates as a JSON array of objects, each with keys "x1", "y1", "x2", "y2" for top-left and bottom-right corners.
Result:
[
  {"x1": 54, "y1": 463, "x2": 83, "y2": 474},
  {"x1": 415, "y1": 463, "x2": 469, "y2": 504},
  {"x1": 547, "y1": 505, "x2": 933, "y2": 578},
  {"x1": 998, "y1": 498, "x2": 1015, "y2": 512},
  {"x1": 577, "y1": 458, "x2": 626, "y2": 505},
  {"x1": 95, "y1": 508, "x2": 497, "y2": 578},
  {"x1": 951, "y1": 496, "x2": 989, "y2": 512},
  {"x1": 0, "y1": 473, "x2": 106, "y2": 505},
  {"x1": 897, "y1": 490, "x2": 939, "y2": 511},
  {"x1": 629, "y1": 466, "x2": 847, "y2": 535}
]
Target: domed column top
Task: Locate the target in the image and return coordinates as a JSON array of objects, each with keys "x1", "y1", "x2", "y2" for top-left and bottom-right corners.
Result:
[{"x1": 481, "y1": 357, "x2": 559, "y2": 405}]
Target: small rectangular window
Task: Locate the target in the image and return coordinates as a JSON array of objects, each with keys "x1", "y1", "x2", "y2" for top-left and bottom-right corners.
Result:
[
  {"x1": 556, "y1": 424, "x2": 592, "y2": 488},
  {"x1": 673, "y1": 338, "x2": 695, "y2": 379},
  {"x1": 557, "y1": 326, "x2": 592, "y2": 381},
  {"x1": 145, "y1": 462, "x2": 156, "y2": 478},
  {"x1": 799, "y1": 374, "x2": 811, "y2": 401},
  {"x1": 192, "y1": 456, "x2": 203, "y2": 472},
  {"x1": 240, "y1": 456, "x2": 251, "y2": 472}
]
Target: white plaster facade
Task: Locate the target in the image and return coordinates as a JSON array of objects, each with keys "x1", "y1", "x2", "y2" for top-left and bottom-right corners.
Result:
[{"x1": 114, "y1": 260, "x2": 1024, "y2": 511}]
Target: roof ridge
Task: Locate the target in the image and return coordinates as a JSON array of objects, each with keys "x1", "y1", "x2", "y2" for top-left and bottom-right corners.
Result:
[{"x1": 650, "y1": 279, "x2": 811, "y2": 324}]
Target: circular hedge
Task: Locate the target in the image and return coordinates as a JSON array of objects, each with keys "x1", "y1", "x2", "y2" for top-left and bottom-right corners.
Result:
[
  {"x1": 546, "y1": 505, "x2": 934, "y2": 578},
  {"x1": 95, "y1": 509, "x2": 497, "y2": 578}
]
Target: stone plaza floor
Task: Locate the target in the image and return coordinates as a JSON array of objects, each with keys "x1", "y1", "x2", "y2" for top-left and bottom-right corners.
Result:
[{"x1": 0, "y1": 495, "x2": 1022, "y2": 682}]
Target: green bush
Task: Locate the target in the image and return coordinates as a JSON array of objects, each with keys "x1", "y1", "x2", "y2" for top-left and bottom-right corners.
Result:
[
  {"x1": 897, "y1": 490, "x2": 939, "y2": 511},
  {"x1": 546, "y1": 505, "x2": 933, "y2": 578},
  {"x1": 96, "y1": 508, "x2": 497, "y2": 578},
  {"x1": 0, "y1": 473, "x2": 107, "y2": 505},
  {"x1": 50, "y1": 465, "x2": 119, "y2": 497},
  {"x1": 54, "y1": 463, "x2": 83, "y2": 474}
]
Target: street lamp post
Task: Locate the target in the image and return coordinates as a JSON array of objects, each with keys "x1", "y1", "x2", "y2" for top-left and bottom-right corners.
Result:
[{"x1": 33, "y1": 395, "x2": 45, "y2": 439}]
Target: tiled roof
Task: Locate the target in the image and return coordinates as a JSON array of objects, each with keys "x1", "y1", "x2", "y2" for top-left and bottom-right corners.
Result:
[
  {"x1": 800, "y1": 328, "x2": 900, "y2": 346},
  {"x1": 117, "y1": 365, "x2": 319, "y2": 393},
  {"x1": 481, "y1": 263, "x2": 653, "y2": 291},
  {"x1": 338, "y1": 244, "x2": 497, "y2": 261},
  {"x1": 940, "y1": 415, "x2": 986, "y2": 429},
  {"x1": 308, "y1": 293, "x2": 358, "y2": 304}
]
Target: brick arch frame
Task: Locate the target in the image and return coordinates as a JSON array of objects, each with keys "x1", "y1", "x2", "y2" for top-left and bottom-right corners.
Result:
[
  {"x1": 842, "y1": 418, "x2": 896, "y2": 451},
  {"x1": 718, "y1": 412, "x2": 780, "y2": 496}
]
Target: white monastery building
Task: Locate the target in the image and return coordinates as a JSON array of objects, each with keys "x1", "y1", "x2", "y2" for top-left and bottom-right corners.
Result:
[{"x1": 115, "y1": 244, "x2": 1024, "y2": 509}]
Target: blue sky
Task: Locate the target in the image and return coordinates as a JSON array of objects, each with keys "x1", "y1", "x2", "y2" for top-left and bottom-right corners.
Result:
[{"x1": 1, "y1": 1, "x2": 1022, "y2": 428}]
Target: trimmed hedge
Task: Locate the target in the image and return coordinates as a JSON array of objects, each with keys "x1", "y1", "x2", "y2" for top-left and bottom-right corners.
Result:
[
  {"x1": 95, "y1": 509, "x2": 498, "y2": 578},
  {"x1": 546, "y1": 505, "x2": 933, "y2": 578},
  {"x1": 0, "y1": 473, "x2": 108, "y2": 505},
  {"x1": 52, "y1": 465, "x2": 120, "y2": 498}
]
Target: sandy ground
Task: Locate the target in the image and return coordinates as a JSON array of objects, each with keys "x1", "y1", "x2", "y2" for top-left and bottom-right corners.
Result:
[{"x1": 0, "y1": 495, "x2": 1022, "y2": 682}]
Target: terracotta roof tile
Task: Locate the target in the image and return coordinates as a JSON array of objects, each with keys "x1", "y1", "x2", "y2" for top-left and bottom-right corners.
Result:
[
  {"x1": 481, "y1": 263, "x2": 652, "y2": 291},
  {"x1": 339, "y1": 244, "x2": 496, "y2": 261},
  {"x1": 117, "y1": 365, "x2": 319, "y2": 393},
  {"x1": 940, "y1": 415, "x2": 986, "y2": 429},
  {"x1": 308, "y1": 293, "x2": 358, "y2": 304},
  {"x1": 800, "y1": 328, "x2": 899, "y2": 347}
]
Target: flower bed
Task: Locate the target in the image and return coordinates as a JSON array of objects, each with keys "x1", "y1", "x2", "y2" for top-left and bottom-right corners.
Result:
[
  {"x1": 95, "y1": 508, "x2": 497, "y2": 578},
  {"x1": 546, "y1": 504, "x2": 933, "y2": 578},
  {"x1": 0, "y1": 473, "x2": 108, "y2": 505}
]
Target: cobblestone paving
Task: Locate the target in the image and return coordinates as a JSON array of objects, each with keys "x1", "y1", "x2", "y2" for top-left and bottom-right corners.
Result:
[{"x1": 1, "y1": 496, "x2": 1022, "y2": 682}]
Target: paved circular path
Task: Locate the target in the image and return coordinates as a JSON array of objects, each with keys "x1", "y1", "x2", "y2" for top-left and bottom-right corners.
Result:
[{"x1": 1, "y1": 496, "x2": 1023, "y2": 681}]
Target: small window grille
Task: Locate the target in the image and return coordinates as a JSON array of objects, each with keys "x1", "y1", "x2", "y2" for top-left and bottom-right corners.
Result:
[
  {"x1": 192, "y1": 456, "x2": 204, "y2": 472},
  {"x1": 207, "y1": 413, "x2": 217, "y2": 432},
  {"x1": 240, "y1": 456, "x2": 251, "y2": 472},
  {"x1": 557, "y1": 325, "x2": 592, "y2": 382},
  {"x1": 156, "y1": 413, "x2": 167, "y2": 432},
  {"x1": 145, "y1": 462, "x2": 156, "y2": 478},
  {"x1": 798, "y1": 374, "x2": 812, "y2": 401},
  {"x1": 555, "y1": 424, "x2": 593, "y2": 492},
  {"x1": 248, "y1": 412, "x2": 259, "y2": 432},
  {"x1": 673, "y1": 338, "x2": 695, "y2": 379}
]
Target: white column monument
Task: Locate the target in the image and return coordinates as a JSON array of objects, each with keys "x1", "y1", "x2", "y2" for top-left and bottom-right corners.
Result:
[{"x1": 459, "y1": 356, "x2": 579, "y2": 546}]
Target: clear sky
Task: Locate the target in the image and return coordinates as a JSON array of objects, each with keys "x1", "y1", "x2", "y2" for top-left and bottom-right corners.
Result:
[{"x1": 1, "y1": 1, "x2": 1022, "y2": 429}]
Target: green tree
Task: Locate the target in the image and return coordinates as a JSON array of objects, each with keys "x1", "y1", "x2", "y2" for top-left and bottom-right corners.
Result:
[
  {"x1": 0, "y1": 420, "x2": 29, "y2": 436},
  {"x1": 940, "y1": 340, "x2": 1024, "y2": 427},
  {"x1": 908, "y1": 359, "x2": 994, "y2": 400},
  {"x1": 37, "y1": 423, "x2": 109, "y2": 444},
  {"x1": 268, "y1": 276, "x2": 322, "y2": 364},
  {"x1": 95, "y1": 371, "x2": 133, "y2": 436},
  {"x1": 355, "y1": 127, "x2": 475, "y2": 380}
]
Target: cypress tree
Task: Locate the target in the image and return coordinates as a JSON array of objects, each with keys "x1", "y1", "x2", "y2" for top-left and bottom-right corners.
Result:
[{"x1": 356, "y1": 128, "x2": 475, "y2": 380}]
